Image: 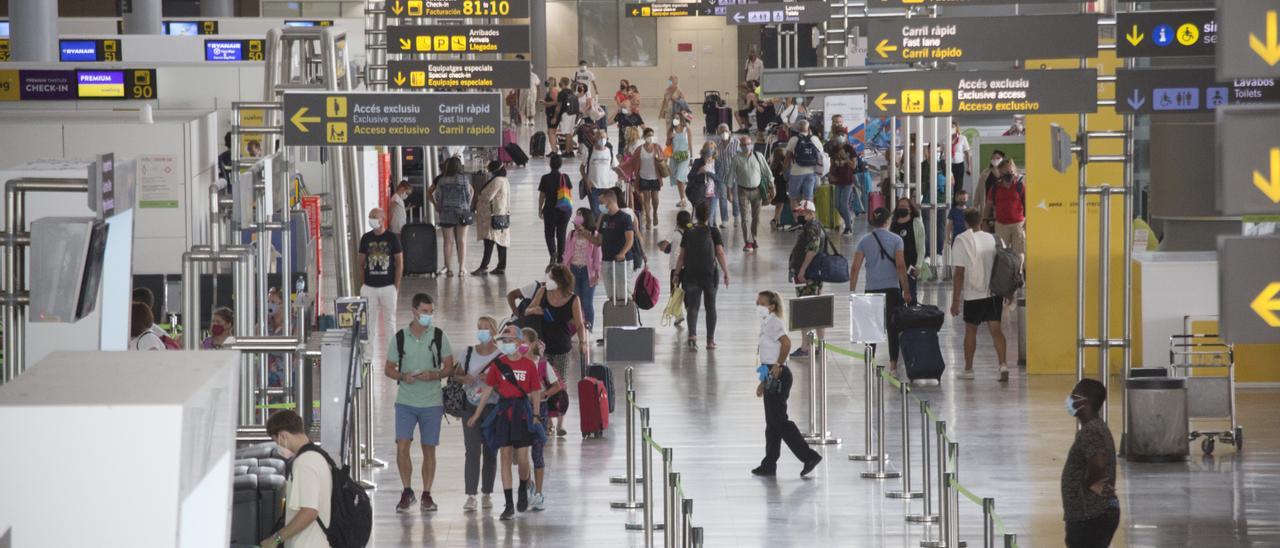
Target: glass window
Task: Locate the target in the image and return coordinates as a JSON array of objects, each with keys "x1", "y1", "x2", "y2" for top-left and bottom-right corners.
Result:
[{"x1": 577, "y1": 0, "x2": 657, "y2": 67}]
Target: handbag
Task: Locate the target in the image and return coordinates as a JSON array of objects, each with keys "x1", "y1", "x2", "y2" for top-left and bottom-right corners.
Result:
[
  {"x1": 753, "y1": 152, "x2": 773, "y2": 201},
  {"x1": 655, "y1": 152, "x2": 672, "y2": 178},
  {"x1": 491, "y1": 214, "x2": 511, "y2": 230},
  {"x1": 661, "y1": 285, "x2": 686, "y2": 326},
  {"x1": 805, "y1": 233, "x2": 851, "y2": 283}
]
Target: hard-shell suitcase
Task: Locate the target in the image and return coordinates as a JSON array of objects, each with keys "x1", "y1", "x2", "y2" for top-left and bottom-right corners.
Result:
[
  {"x1": 892, "y1": 304, "x2": 946, "y2": 332},
  {"x1": 868, "y1": 190, "x2": 887, "y2": 213},
  {"x1": 578, "y1": 352, "x2": 611, "y2": 437},
  {"x1": 717, "y1": 106, "x2": 733, "y2": 132},
  {"x1": 602, "y1": 263, "x2": 640, "y2": 328},
  {"x1": 504, "y1": 143, "x2": 529, "y2": 167},
  {"x1": 814, "y1": 183, "x2": 842, "y2": 231},
  {"x1": 586, "y1": 359, "x2": 616, "y2": 413},
  {"x1": 400, "y1": 223, "x2": 438, "y2": 276},
  {"x1": 900, "y1": 328, "x2": 946, "y2": 381},
  {"x1": 530, "y1": 131, "x2": 548, "y2": 158}
]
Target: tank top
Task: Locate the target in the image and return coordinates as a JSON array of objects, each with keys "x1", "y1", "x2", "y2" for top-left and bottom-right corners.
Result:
[
  {"x1": 539, "y1": 292, "x2": 578, "y2": 355},
  {"x1": 639, "y1": 147, "x2": 658, "y2": 179}
]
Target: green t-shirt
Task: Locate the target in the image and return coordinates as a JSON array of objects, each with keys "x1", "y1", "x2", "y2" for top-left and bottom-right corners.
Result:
[{"x1": 386, "y1": 326, "x2": 454, "y2": 408}]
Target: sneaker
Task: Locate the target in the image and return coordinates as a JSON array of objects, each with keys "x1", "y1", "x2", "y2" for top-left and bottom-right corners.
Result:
[
  {"x1": 481, "y1": 494, "x2": 493, "y2": 509},
  {"x1": 751, "y1": 242, "x2": 760, "y2": 250},
  {"x1": 957, "y1": 370, "x2": 976, "y2": 380},
  {"x1": 517, "y1": 485, "x2": 529, "y2": 512},
  {"x1": 800, "y1": 455, "x2": 823, "y2": 477},
  {"x1": 500, "y1": 505, "x2": 515, "y2": 520},
  {"x1": 557, "y1": 428, "x2": 567, "y2": 437},
  {"x1": 463, "y1": 495, "x2": 478, "y2": 512},
  {"x1": 790, "y1": 348, "x2": 809, "y2": 359},
  {"x1": 396, "y1": 489, "x2": 416, "y2": 513},
  {"x1": 743, "y1": 243, "x2": 753, "y2": 253},
  {"x1": 531, "y1": 492, "x2": 546, "y2": 511},
  {"x1": 998, "y1": 366, "x2": 1010, "y2": 383},
  {"x1": 751, "y1": 466, "x2": 776, "y2": 477},
  {"x1": 421, "y1": 493, "x2": 438, "y2": 511}
]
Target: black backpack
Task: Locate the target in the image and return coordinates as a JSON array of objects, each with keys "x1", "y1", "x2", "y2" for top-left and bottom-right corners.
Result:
[
  {"x1": 681, "y1": 225, "x2": 717, "y2": 281},
  {"x1": 294, "y1": 444, "x2": 372, "y2": 548},
  {"x1": 395, "y1": 327, "x2": 442, "y2": 385},
  {"x1": 793, "y1": 136, "x2": 821, "y2": 167}
]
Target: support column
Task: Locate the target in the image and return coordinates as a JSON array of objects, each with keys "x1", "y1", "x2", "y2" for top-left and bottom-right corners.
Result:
[
  {"x1": 201, "y1": 0, "x2": 235, "y2": 17},
  {"x1": 529, "y1": 0, "x2": 548, "y2": 81},
  {"x1": 122, "y1": 0, "x2": 164, "y2": 35},
  {"x1": 9, "y1": 0, "x2": 58, "y2": 62}
]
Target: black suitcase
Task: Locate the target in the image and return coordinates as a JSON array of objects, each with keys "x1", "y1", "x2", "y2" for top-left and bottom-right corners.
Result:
[
  {"x1": 717, "y1": 107, "x2": 734, "y2": 131},
  {"x1": 530, "y1": 131, "x2": 547, "y2": 158},
  {"x1": 505, "y1": 142, "x2": 529, "y2": 166},
  {"x1": 400, "y1": 223, "x2": 438, "y2": 276},
  {"x1": 900, "y1": 328, "x2": 946, "y2": 381},
  {"x1": 892, "y1": 304, "x2": 946, "y2": 332}
]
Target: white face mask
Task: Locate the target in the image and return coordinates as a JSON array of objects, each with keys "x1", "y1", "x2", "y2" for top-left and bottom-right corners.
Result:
[
  {"x1": 368, "y1": 218, "x2": 382, "y2": 230},
  {"x1": 645, "y1": 136, "x2": 655, "y2": 144},
  {"x1": 672, "y1": 119, "x2": 681, "y2": 127},
  {"x1": 214, "y1": 177, "x2": 228, "y2": 191},
  {"x1": 598, "y1": 137, "x2": 608, "y2": 148},
  {"x1": 991, "y1": 159, "x2": 1001, "y2": 168},
  {"x1": 721, "y1": 132, "x2": 731, "y2": 141},
  {"x1": 756, "y1": 305, "x2": 771, "y2": 320},
  {"x1": 545, "y1": 278, "x2": 559, "y2": 292}
]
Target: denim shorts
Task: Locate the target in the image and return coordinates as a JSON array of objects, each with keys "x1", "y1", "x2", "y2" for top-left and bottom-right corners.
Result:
[
  {"x1": 788, "y1": 172, "x2": 819, "y2": 201},
  {"x1": 395, "y1": 403, "x2": 444, "y2": 446}
]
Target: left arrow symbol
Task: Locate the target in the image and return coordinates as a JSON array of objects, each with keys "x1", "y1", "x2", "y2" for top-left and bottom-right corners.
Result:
[
  {"x1": 874, "y1": 92, "x2": 897, "y2": 112},
  {"x1": 1251, "y1": 281, "x2": 1280, "y2": 328},
  {"x1": 733, "y1": 12, "x2": 744, "y2": 22},
  {"x1": 290, "y1": 107, "x2": 321, "y2": 133},
  {"x1": 875, "y1": 39, "x2": 898, "y2": 59}
]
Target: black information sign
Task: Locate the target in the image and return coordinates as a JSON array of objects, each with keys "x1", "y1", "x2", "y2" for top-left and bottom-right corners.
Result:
[
  {"x1": 868, "y1": 69, "x2": 1097, "y2": 117},
  {"x1": 625, "y1": 2, "x2": 702, "y2": 17},
  {"x1": 868, "y1": 14, "x2": 1096, "y2": 63},
  {"x1": 1217, "y1": 0, "x2": 1280, "y2": 79},
  {"x1": 1116, "y1": 10, "x2": 1216, "y2": 58},
  {"x1": 1115, "y1": 68, "x2": 1280, "y2": 114},
  {"x1": 385, "y1": 0, "x2": 530, "y2": 19},
  {"x1": 725, "y1": 3, "x2": 829, "y2": 25},
  {"x1": 283, "y1": 92, "x2": 502, "y2": 147},
  {"x1": 1216, "y1": 105, "x2": 1280, "y2": 216},
  {"x1": 389, "y1": 60, "x2": 533, "y2": 90},
  {"x1": 389, "y1": 25, "x2": 530, "y2": 54},
  {"x1": 1218, "y1": 236, "x2": 1280, "y2": 344}
]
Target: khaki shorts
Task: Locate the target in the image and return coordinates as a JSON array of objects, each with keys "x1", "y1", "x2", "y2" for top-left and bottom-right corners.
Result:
[{"x1": 995, "y1": 221, "x2": 1026, "y2": 257}]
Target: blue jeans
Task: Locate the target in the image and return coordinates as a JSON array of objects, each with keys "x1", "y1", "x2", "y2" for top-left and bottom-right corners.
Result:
[
  {"x1": 713, "y1": 178, "x2": 737, "y2": 225},
  {"x1": 571, "y1": 264, "x2": 596, "y2": 328},
  {"x1": 788, "y1": 172, "x2": 819, "y2": 201},
  {"x1": 833, "y1": 184, "x2": 855, "y2": 229}
]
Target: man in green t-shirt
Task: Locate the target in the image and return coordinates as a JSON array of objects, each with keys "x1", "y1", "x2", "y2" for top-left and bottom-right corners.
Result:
[{"x1": 384, "y1": 293, "x2": 456, "y2": 513}]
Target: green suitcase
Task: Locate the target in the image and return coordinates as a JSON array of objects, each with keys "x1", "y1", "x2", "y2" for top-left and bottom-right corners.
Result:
[{"x1": 814, "y1": 183, "x2": 843, "y2": 231}]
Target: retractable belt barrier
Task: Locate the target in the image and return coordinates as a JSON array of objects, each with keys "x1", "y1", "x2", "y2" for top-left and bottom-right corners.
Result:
[{"x1": 822, "y1": 340, "x2": 1021, "y2": 548}]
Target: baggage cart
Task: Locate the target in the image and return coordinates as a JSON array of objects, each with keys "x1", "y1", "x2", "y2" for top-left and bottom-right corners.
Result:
[{"x1": 1168, "y1": 315, "x2": 1242, "y2": 455}]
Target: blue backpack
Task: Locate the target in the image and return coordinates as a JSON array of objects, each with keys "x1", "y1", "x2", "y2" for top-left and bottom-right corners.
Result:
[{"x1": 793, "y1": 136, "x2": 822, "y2": 167}]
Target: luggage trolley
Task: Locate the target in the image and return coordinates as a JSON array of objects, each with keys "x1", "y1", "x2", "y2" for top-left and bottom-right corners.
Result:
[{"x1": 1168, "y1": 317, "x2": 1243, "y2": 455}]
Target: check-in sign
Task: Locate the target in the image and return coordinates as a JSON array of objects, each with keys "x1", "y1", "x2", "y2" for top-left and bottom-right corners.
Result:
[
  {"x1": 869, "y1": 14, "x2": 1097, "y2": 63},
  {"x1": 1216, "y1": 105, "x2": 1280, "y2": 216},
  {"x1": 1217, "y1": 0, "x2": 1280, "y2": 79},
  {"x1": 389, "y1": 60, "x2": 532, "y2": 90},
  {"x1": 868, "y1": 69, "x2": 1096, "y2": 117},
  {"x1": 282, "y1": 92, "x2": 502, "y2": 147},
  {"x1": 1219, "y1": 236, "x2": 1280, "y2": 344},
  {"x1": 388, "y1": 25, "x2": 530, "y2": 54}
]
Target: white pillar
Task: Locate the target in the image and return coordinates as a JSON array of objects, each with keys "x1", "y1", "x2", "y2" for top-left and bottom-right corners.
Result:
[{"x1": 122, "y1": 0, "x2": 164, "y2": 35}]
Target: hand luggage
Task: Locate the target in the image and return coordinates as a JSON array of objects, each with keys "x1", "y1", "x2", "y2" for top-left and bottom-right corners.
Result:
[
  {"x1": 230, "y1": 473, "x2": 285, "y2": 546},
  {"x1": 717, "y1": 106, "x2": 734, "y2": 132},
  {"x1": 892, "y1": 303, "x2": 946, "y2": 332},
  {"x1": 900, "y1": 327, "x2": 946, "y2": 381},
  {"x1": 868, "y1": 190, "x2": 887, "y2": 213},
  {"x1": 530, "y1": 131, "x2": 548, "y2": 158},
  {"x1": 578, "y1": 351, "x2": 611, "y2": 437},
  {"x1": 633, "y1": 267, "x2": 661, "y2": 310},
  {"x1": 605, "y1": 327, "x2": 656, "y2": 365},
  {"x1": 814, "y1": 183, "x2": 842, "y2": 231},
  {"x1": 504, "y1": 142, "x2": 529, "y2": 167},
  {"x1": 602, "y1": 263, "x2": 640, "y2": 328},
  {"x1": 584, "y1": 353, "x2": 616, "y2": 413},
  {"x1": 400, "y1": 222, "x2": 438, "y2": 276}
]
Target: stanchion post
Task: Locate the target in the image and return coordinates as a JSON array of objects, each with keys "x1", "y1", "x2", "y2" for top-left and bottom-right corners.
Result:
[
  {"x1": 888, "y1": 380, "x2": 922, "y2": 499},
  {"x1": 665, "y1": 471, "x2": 680, "y2": 548},
  {"x1": 947, "y1": 442, "x2": 962, "y2": 547},
  {"x1": 360, "y1": 364, "x2": 386, "y2": 468},
  {"x1": 682, "y1": 498, "x2": 694, "y2": 548},
  {"x1": 691, "y1": 527, "x2": 705, "y2": 548},
  {"x1": 921, "y1": 421, "x2": 949, "y2": 548},
  {"x1": 983, "y1": 498, "x2": 995, "y2": 548},
  {"x1": 862, "y1": 365, "x2": 900, "y2": 479},
  {"x1": 627, "y1": 410, "x2": 653, "y2": 532},
  {"x1": 662, "y1": 448, "x2": 675, "y2": 546},
  {"x1": 907, "y1": 400, "x2": 939, "y2": 523},
  {"x1": 1003, "y1": 533, "x2": 1016, "y2": 548},
  {"x1": 807, "y1": 339, "x2": 840, "y2": 444},
  {"x1": 805, "y1": 330, "x2": 819, "y2": 437},
  {"x1": 612, "y1": 367, "x2": 638, "y2": 486},
  {"x1": 850, "y1": 344, "x2": 879, "y2": 461}
]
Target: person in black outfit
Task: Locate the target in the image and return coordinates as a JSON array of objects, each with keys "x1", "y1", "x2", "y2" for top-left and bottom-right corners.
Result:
[
  {"x1": 752, "y1": 290, "x2": 823, "y2": 478},
  {"x1": 537, "y1": 155, "x2": 572, "y2": 265},
  {"x1": 217, "y1": 131, "x2": 234, "y2": 192},
  {"x1": 1062, "y1": 378, "x2": 1119, "y2": 548},
  {"x1": 675, "y1": 202, "x2": 730, "y2": 351},
  {"x1": 890, "y1": 197, "x2": 923, "y2": 299}
]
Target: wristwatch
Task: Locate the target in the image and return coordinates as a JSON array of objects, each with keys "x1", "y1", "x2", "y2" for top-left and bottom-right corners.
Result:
[{"x1": 274, "y1": 532, "x2": 283, "y2": 545}]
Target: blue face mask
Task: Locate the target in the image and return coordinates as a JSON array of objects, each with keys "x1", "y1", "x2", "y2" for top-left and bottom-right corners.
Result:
[
  {"x1": 476, "y1": 330, "x2": 493, "y2": 344},
  {"x1": 417, "y1": 314, "x2": 432, "y2": 327},
  {"x1": 597, "y1": 203, "x2": 609, "y2": 215},
  {"x1": 1065, "y1": 395, "x2": 1082, "y2": 417},
  {"x1": 498, "y1": 342, "x2": 518, "y2": 356}
]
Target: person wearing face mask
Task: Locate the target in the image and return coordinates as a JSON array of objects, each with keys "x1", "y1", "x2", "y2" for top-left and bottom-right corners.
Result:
[
  {"x1": 984, "y1": 157, "x2": 1027, "y2": 270},
  {"x1": 685, "y1": 143, "x2": 720, "y2": 215},
  {"x1": 472, "y1": 161, "x2": 511, "y2": 276},
  {"x1": 573, "y1": 60, "x2": 598, "y2": 97},
  {"x1": 744, "y1": 47, "x2": 765, "y2": 86},
  {"x1": 467, "y1": 324, "x2": 544, "y2": 521},
  {"x1": 667, "y1": 115, "x2": 693, "y2": 208},
  {"x1": 265, "y1": 287, "x2": 288, "y2": 388},
  {"x1": 202, "y1": 307, "x2": 236, "y2": 349},
  {"x1": 523, "y1": 264, "x2": 590, "y2": 405},
  {"x1": 521, "y1": 327, "x2": 564, "y2": 512},
  {"x1": 621, "y1": 127, "x2": 666, "y2": 229},
  {"x1": 1002, "y1": 114, "x2": 1026, "y2": 136},
  {"x1": 751, "y1": 290, "x2": 823, "y2": 477},
  {"x1": 358, "y1": 207, "x2": 403, "y2": 369},
  {"x1": 676, "y1": 202, "x2": 730, "y2": 351},
  {"x1": 945, "y1": 190, "x2": 970, "y2": 251},
  {"x1": 724, "y1": 135, "x2": 772, "y2": 251},
  {"x1": 585, "y1": 188, "x2": 636, "y2": 304},
  {"x1": 390, "y1": 180, "x2": 412, "y2": 234},
  {"x1": 426, "y1": 157, "x2": 473, "y2": 277},
  {"x1": 660, "y1": 75, "x2": 684, "y2": 123},
  {"x1": 949, "y1": 208, "x2": 1009, "y2": 382},
  {"x1": 850, "y1": 208, "x2": 913, "y2": 373},
  {"x1": 890, "y1": 197, "x2": 927, "y2": 299},
  {"x1": 522, "y1": 56, "x2": 538, "y2": 126},
  {"x1": 712, "y1": 123, "x2": 742, "y2": 229},
  {"x1": 951, "y1": 121, "x2": 972, "y2": 194},
  {"x1": 973, "y1": 150, "x2": 1006, "y2": 228},
  {"x1": 563, "y1": 208, "x2": 603, "y2": 331},
  {"x1": 385, "y1": 293, "x2": 457, "y2": 513},
  {"x1": 1060, "y1": 379, "x2": 1119, "y2": 547},
  {"x1": 581, "y1": 128, "x2": 625, "y2": 216},
  {"x1": 454, "y1": 316, "x2": 502, "y2": 512},
  {"x1": 827, "y1": 130, "x2": 860, "y2": 235},
  {"x1": 537, "y1": 155, "x2": 573, "y2": 265},
  {"x1": 614, "y1": 79, "x2": 631, "y2": 111},
  {"x1": 785, "y1": 119, "x2": 825, "y2": 211}
]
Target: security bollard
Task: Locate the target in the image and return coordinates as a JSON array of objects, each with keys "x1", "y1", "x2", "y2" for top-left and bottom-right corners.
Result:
[
  {"x1": 907, "y1": 400, "x2": 940, "y2": 523},
  {"x1": 612, "y1": 368, "x2": 642, "y2": 487},
  {"x1": 665, "y1": 471, "x2": 680, "y2": 548},
  {"x1": 887, "y1": 380, "x2": 923, "y2": 499},
  {"x1": 983, "y1": 498, "x2": 996, "y2": 548},
  {"x1": 947, "y1": 442, "x2": 965, "y2": 548},
  {"x1": 920, "y1": 421, "x2": 951, "y2": 548},
  {"x1": 850, "y1": 344, "x2": 879, "y2": 461},
  {"x1": 862, "y1": 365, "x2": 901, "y2": 479},
  {"x1": 682, "y1": 498, "x2": 694, "y2": 548}
]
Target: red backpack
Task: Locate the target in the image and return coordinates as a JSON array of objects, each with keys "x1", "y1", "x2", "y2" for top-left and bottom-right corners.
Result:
[{"x1": 633, "y1": 268, "x2": 661, "y2": 310}]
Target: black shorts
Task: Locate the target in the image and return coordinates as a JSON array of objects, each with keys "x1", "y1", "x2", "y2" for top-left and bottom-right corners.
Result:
[
  {"x1": 962, "y1": 296, "x2": 1003, "y2": 325},
  {"x1": 639, "y1": 178, "x2": 661, "y2": 191}
]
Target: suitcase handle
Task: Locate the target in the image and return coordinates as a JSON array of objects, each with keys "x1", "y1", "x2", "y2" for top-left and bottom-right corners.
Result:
[{"x1": 612, "y1": 260, "x2": 631, "y2": 306}]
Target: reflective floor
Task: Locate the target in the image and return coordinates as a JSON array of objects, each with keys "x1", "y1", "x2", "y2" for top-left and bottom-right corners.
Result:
[{"x1": 357, "y1": 131, "x2": 1280, "y2": 547}]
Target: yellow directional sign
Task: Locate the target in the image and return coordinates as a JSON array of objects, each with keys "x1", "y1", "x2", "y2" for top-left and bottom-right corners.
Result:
[
  {"x1": 290, "y1": 106, "x2": 320, "y2": 133},
  {"x1": 1249, "y1": 10, "x2": 1280, "y2": 66},
  {"x1": 282, "y1": 91, "x2": 502, "y2": 147},
  {"x1": 390, "y1": 0, "x2": 404, "y2": 15},
  {"x1": 1126, "y1": 25, "x2": 1145, "y2": 46},
  {"x1": 1255, "y1": 148, "x2": 1280, "y2": 203},
  {"x1": 393, "y1": 72, "x2": 407, "y2": 86},
  {"x1": 1253, "y1": 282, "x2": 1280, "y2": 327},
  {"x1": 1219, "y1": 236, "x2": 1280, "y2": 343}
]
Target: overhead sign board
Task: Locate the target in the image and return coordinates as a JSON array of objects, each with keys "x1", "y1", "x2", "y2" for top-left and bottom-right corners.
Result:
[
  {"x1": 118, "y1": 20, "x2": 219, "y2": 35},
  {"x1": 75, "y1": 69, "x2": 156, "y2": 100},
  {"x1": 389, "y1": 60, "x2": 533, "y2": 90},
  {"x1": 1218, "y1": 236, "x2": 1280, "y2": 344},
  {"x1": 282, "y1": 92, "x2": 502, "y2": 147},
  {"x1": 1216, "y1": 104, "x2": 1280, "y2": 216},
  {"x1": 725, "y1": 3, "x2": 829, "y2": 25},
  {"x1": 626, "y1": 2, "x2": 701, "y2": 17},
  {"x1": 284, "y1": 20, "x2": 334, "y2": 27},
  {"x1": 868, "y1": 14, "x2": 1096, "y2": 63},
  {"x1": 1217, "y1": 0, "x2": 1280, "y2": 79},
  {"x1": 58, "y1": 39, "x2": 123, "y2": 62},
  {"x1": 388, "y1": 25, "x2": 530, "y2": 54},
  {"x1": 0, "y1": 39, "x2": 8, "y2": 62},
  {"x1": 385, "y1": 0, "x2": 530, "y2": 19},
  {"x1": 1115, "y1": 68, "x2": 1280, "y2": 114},
  {"x1": 1116, "y1": 10, "x2": 1215, "y2": 58},
  {"x1": 204, "y1": 39, "x2": 266, "y2": 62},
  {"x1": 868, "y1": 69, "x2": 1097, "y2": 117}
]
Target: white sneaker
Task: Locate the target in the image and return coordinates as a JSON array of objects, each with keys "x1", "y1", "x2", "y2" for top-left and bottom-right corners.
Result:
[
  {"x1": 481, "y1": 494, "x2": 493, "y2": 509},
  {"x1": 998, "y1": 366, "x2": 1010, "y2": 383},
  {"x1": 531, "y1": 492, "x2": 546, "y2": 511},
  {"x1": 957, "y1": 370, "x2": 976, "y2": 380},
  {"x1": 463, "y1": 495, "x2": 477, "y2": 512}
]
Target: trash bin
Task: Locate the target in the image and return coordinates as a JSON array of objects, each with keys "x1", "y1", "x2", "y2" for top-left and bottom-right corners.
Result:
[{"x1": 1125, "y1": 377, "x2": 1189, "y2": 462}]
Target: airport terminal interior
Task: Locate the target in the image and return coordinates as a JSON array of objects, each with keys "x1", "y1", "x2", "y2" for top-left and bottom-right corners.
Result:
[{"x1": 2, "y1": 0, "x2": 1280, "y2": 547}]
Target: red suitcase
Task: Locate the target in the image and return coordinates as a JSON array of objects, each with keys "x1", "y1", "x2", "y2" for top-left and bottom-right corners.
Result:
[{"x1": 578, "y1": 374, "x2": 609, "y2": 438}]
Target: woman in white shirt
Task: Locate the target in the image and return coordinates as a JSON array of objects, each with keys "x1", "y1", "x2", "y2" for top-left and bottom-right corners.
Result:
[
  {"x1": 752, "y1": 290, "x2": 823, "y2": 477},
  {"x1": 453, "y1": 316, "x2": 503, "y2": 512},
  {"x1": 130, "y1": 302, "x2": 166, "y2": 351}
]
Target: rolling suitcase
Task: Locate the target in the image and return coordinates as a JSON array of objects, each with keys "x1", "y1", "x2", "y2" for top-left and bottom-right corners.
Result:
[
  {"x1": 504, "y1": 143, "x2": 529, "y2": 167},
  {"x1": 602, "y1": 263, "x2": 640, "y2": 328},
  {"x1": 400, "y1": 223, "x2": 438, "y2": 276},
  {"x1": 813, "y1": 183, "x2": 842, "y2": 231},
  {"x1": 868, "y1": 190, "x2": 887, "y2": 213},
  {"x1": 530, "y1": 131, "x2": 547, "y2": 158},
  {"x1": 900, "y1": 328, "x2": 946, "y2": 381},
  {"x1": 578, "y1": 352, "x2": 610, "y2": 437}
]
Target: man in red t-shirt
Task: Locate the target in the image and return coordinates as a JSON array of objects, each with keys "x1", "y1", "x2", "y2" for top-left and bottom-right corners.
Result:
[
  {"x1": 985, "y1": 157, "x2": 1026, "y2": 267},
  {"x1": 467, "y1": 325, "x2": 543, "y2": 520}
]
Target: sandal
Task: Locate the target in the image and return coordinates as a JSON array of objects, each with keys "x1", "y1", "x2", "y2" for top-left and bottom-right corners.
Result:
[
  {"x1": 445, "y1": 270, "x2": 455, "y2": 278},
  {"x1": 706, "y1": 339, "x2": 717, "y2": 350},
  {"x1": 687, "y1": 338, "x2": 698, "y2": 352}
]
